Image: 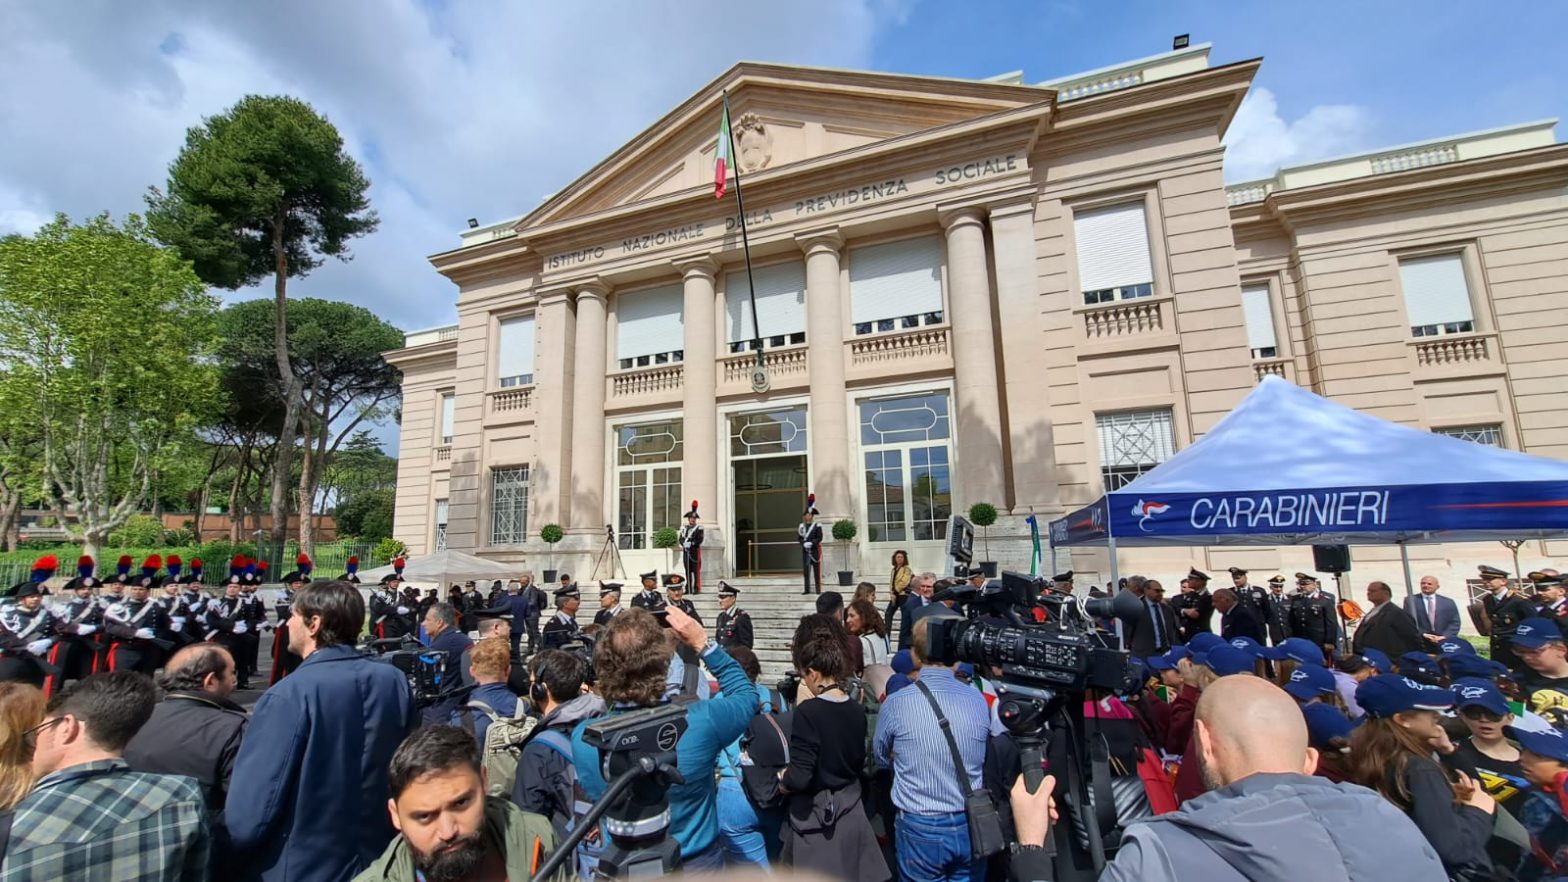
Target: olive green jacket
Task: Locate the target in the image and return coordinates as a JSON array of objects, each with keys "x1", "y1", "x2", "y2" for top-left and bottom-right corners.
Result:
[{"x1": 353, "y1": 795, "x2": 562, "y2": 882}]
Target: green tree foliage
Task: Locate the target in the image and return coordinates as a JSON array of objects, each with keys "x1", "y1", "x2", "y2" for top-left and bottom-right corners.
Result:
[
  {"x1": 147, "y1": 95, "x2": 378, "y2": 562},
  {"x1": 335, "y1": 487, "x2": 395, "y2": 541},
  {"x1": 0, "y1": 214, "x2": 222, "y2": 556},
  {"x1": 109, "y1": 514, "x2": 167, "y2": 548},
  {"x1": 322, "y1": 430, "x2": 398, "y2": 508}
]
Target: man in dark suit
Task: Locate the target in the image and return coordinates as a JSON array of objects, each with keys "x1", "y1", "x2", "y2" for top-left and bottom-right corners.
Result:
[
  {"x1": 1354, "y1": 580, "x2": 1426, "y2": 658},
  {"x1": 1126, "y1": 577, "x2": 1179, "y2": 657},
  {"x1": 1402, "y1": 574, "x2": 1461, "y2": 644},
  {"x1": 1215, "y1": 588, "x2": 1265, "y2": 644},
  {"x1": 898, "y1": 572, "x2": 935, "y2": 650}
]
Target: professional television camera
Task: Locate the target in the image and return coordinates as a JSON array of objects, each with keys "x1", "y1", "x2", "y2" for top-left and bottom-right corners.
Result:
[
  {"x1": 925, "y1": 571, "x2": 1146, "y2": 875},
  {"x1": 532, "y1": 703, "x2": 689, "y2": 880},
  {"x1": 358, "y1": 633, "x2": 461, "y2": 707}
]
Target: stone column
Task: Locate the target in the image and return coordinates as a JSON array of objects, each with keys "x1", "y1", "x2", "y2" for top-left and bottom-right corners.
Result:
[
  {"x1": 568, "y1": 281, "x2": 609, "y2": 532},
  {"x1": 531, "y1": 290, "x2": 576, "y2": 530},
  {"x1": 989, "y1": 198, "x2": 1059, "y2": 512},
  {"x1": 798, "y1": 230, "x2": 851, "y2": 518},
  {"x1": 677, "y1": 257, "x2": 720, "y2": 524},
  {"x1": 941, "y1": 208, "x2": 1007, "y2": 507}
]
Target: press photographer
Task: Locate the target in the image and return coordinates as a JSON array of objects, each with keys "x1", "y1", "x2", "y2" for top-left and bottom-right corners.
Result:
[{"x1": 567, "y1": 605, "x2": 759, "y2": 871}]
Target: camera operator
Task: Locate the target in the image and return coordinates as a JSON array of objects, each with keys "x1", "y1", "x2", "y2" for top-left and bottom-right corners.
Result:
[
  {"x1": 570, "y1": 605, "x2": 759, "y2": 870},
  {"x1": 512, "y1": 649, "x2": 604, "y2": 830},
  {"x1": 1004, "y1": 675, "x2": 1446, "y2": 882}
]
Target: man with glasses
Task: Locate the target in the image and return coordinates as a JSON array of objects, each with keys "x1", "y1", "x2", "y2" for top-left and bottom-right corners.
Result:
[{"x1": 5, "y1": 672, "x2": 208, "y2": 881}]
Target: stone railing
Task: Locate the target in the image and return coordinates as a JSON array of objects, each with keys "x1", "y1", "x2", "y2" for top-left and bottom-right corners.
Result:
[
  {"x1": 1253, "y1": 358, "x2": 1291, "y2": 382},
  {"x1": 1082, "y1": 301, "x2": 1163, "y2": 338},
  {"x1": 722, "y1": 347, "x2": 809, "y2": 385},
  {"x1": 1226, "y1": 180, "x2": 1274, "y2": 206},
  {"x1": 434, "y1": 445, "x2": 452, "y2": 463},
  {"x1": 611, "y1": 364, "x2": 683, "y2": 398},
  {"x1": 1370, "y1": 143, "x2": 1459, "y2": 175},
  {"x1": 488, "y1": 386, "x2": 534, "y2": 414},
  {"x1": 1413, "y1": 333, "x2": 1492, "y2": 368},
  {"x1": 849, "y1": 327, "x2": 951, "y2": 366},
  {"x1": 1056, "y1": 72, "x2": 1142, "y2": 101},
  {"x1": 404, "y1": 324, "x2": 460, "y2": 348}
]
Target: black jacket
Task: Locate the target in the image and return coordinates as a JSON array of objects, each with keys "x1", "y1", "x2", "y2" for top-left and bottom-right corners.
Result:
[
  {"x1": 1220, "y1": 602, "x2": 1266, "y2": 644},
  {"x1": 123, "y1": 690, "x2": 249, "y2": 812},
  {"x1": 1351, "y1": 604, "x2": 1426, "y2": 658},
  {"x1": 1171, "y1": 590, "x2": 1214, "y2": 642},
  {"x1": 1285, "y1": 592, "x2": 1340, "y2": 648}
]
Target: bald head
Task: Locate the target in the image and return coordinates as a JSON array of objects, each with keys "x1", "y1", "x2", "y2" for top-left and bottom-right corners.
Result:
[
  {"x1": 1194, "y1": 675, "x2": 1315, "y2": 790},
  {"x1": 157, "y1": 643, "x2": 237, "y2": 698}
]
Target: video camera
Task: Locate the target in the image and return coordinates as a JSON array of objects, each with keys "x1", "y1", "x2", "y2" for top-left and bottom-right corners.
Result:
[{"x1": 359, "y1": 634, "x2": 455, "y2": 707}]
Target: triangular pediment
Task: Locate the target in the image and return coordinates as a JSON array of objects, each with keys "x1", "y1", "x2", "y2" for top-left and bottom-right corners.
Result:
[{"x1": 521, "y1": 63, "x2": 1050, "y2": 229}]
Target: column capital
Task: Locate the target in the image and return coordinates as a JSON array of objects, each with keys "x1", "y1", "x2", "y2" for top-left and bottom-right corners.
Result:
[
  {"x1": 672, "y1": 255, "x2": 720, "y2": 281},
  {"x1": 938, "y1": 206, "x2": 987, "y2": 232},
  {"x1": 794, "y1": 228, "x2": 844, "y2": 257},
  {"x1": 574, "y1": 279, "x2": 610, "y2": 303},
  {"x1": 537, "y1": 288, "x2": 574, "y2": 308},
  {"x1": 987, "y1": 194, "x2": 1038, "y2": 221}
]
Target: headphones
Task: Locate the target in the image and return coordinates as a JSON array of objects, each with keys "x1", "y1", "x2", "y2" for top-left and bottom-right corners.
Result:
[{"x1": 530, "y1": 677, "x2": 549, "y2": 706}]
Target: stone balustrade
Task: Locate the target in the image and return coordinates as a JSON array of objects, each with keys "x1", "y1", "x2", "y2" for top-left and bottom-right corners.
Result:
[
  {"x1": 488, "y1": 387, "x2": 534, "y2": 414},
  {"x1": 1226, "y1": 181, "x2": 1273, "y2": 206},
  {"x1": 848, "y1": 327, "x2": 951, "y2": 366},
  {"x1": 611, "y1": 364, "x2": 683, "y2": 398},
  {"x1": 1082, "y1": 300, "x2": 1164, "y2": 338},
  {"x1": 1370, "y1": 143, "x2": 1459, "y2": 175},
  {"x1": 434, "y1": 445, "x2": 452, "y2": 464},
  {"x1": 1253, "y1": 358, "x2": 1291, "y2": 382},
  {"x1": 1413, "y1": 333, "x2": 1492, "y2": 367},
  {"x1": 721, "y1": 347, "x2": 809, "y2": 386}
]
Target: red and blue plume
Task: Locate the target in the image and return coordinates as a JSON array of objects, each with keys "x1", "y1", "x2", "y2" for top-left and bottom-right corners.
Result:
[
  {"x1": 117, "y1": 555, "x2": 133, "y2": 577},
  {"x1": 393, "y1": 556, "x2": 406, "y2": 576},
  {"x1": 230, "y1": 555, "x2": 246, "y2": 578},
  {"x1": 256, "y1": 560, "x2": 269, "y2": 573},
  {"x1": 77, "y1": 555, "x2": 95, "y2": 580},
  {"x1": 141, "y1": 554, "x2": 163, "y2": 579},
  {"x1": 30, "y1": 554, "x2": 58, "y2": 584},
  {"x1": 296, "y1": 552, "x2": 312, "y2": 576},
  {"x1": 346, "y1": 555, "x2": 359, "y2": 575},
  {"x1": 243, "y1": 557, "x2": 258, "y2": 577},
  {"x1": 165, "y1": 554, "x2": 182, "y2": 579},
  {"x1": 189, "y1": 558, "x2": 203, "y2": 578}
]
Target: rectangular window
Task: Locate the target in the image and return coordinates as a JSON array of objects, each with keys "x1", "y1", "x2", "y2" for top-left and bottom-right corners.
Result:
[
  {"x1": 849, "y1": 236, "x2": 945, "y2": 336},
  {"x1": 489, "y1": 467, "x2": 529, "y2": 545},
  {"x1": 616, "y1": 284, "x2": 684, "y2": 369},
  {"x1": 439, "y1": 393, "x2": 455, "y2": 445},
  {"x1": 1399, "y1": 253, "x2": 1475, "y2": 337},
  {"x1": 730, "y1": 408, "x2": 809, "y2": 458},
  {"x1": 497, "y1": 317, "x2": 536, "y2": 387},
  {"x1": 1074, "y1": 202, "x2": 1154, "y2": 305},
  {"x1": 1436, "y1": 424, "x2": 1503, "y2": 447},
  {"x1": 614, "y1": 420, "x2": 683, "y2": 549},
  {"x1": 1240, "y1": 284, "x2": 1278, "y2": 359},
  {"x1": 726, "y1": 262, "x2": 807, "y2": 353},
  {"x1": 1097, "y1": 409, "x2": 1175, "y2": 491},
  {"x1": 859, "y1": 392, "x2": 953, "y2": 542},
  {"x1": 434, "y1": 499, "x2": 449, "y2": 550}
]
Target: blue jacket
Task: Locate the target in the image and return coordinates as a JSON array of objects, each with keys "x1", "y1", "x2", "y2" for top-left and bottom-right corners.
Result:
[
  {"x1": 225, "y1": 644, "x2": 418, "y2": 882},
  {"x1": 454, "y1": 682, "x2": 521, "y2": 745},
  {"x1": 571, "y1": 644, "x2": 758, "y2": 858}
]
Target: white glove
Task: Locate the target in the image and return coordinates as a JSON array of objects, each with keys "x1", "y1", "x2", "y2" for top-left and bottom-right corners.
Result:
[
  {"x1": 803, "y1": 542, "x2": 813, "y2": 549},
  {"x1": 76, "y1": 624, "x2": 97, "y2": 636},
  {"x1": 682, "y1": 542, "x2": 692, "y2": 549},
  {"x1": 233, "y1": 621, "x2": 248, "y2": 634},
  {"x1": 397, "y1": 606, "x2": 410, "y2": 616},
  {"x1": 171, "y1": 617, "x2": 186, "y2": 632},
  {"x1": 135, "y1": 628, "x2": 155, "y2": 640},
  {"x1": 26, "y1": 639, "x2": 51, "y2": 656}
]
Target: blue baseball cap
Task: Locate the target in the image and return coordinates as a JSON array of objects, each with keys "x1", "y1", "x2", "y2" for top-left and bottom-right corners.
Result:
[
  {"x1": 1147, "y1": 652, "x2": 1180, "y2": 672},
  {"x1": 1436, "y1": 638, "x2": 1477, "y2": 657},
  {"x1": 1188, "y1": 633, "x2": 1225, "y2": 653},
  {"x1": 1507, "y1": 724, "x2": 1568, "y2": 764},
  {"x1": 1269, "y1": 637, "x2": 1325, "y2": 665},
  {"x1": 1356, "y1": 675, "x2": 1457, "y2": 718},
  {"x1": 1302, "y1": 702, "x2": 1357, "y2": 750},
  {"x1": 1166, "y1": 645, "x2": 1192, "y2": 663},
  {"x1": 1450, "y1": 678, "x2": 1510, "y2": 717},
  {"x1": 1198, "y1": 644, "x2": 1256, "y2": 677},
  {"x1": 1446, "y1": 654, "x2": 1508, "y2": 680},
  {"x1": 891, "y1": 649, "x2": 915, "y2": 675},
  {"x1": 1361, "y1": 648, "x2": 1393, "y2": 674},
  {"x1": 1397, "y1": 652, "x2": 1442, "y2": 681},
  {"x1": 1283, "y1": 664, "x2": 1337, "y2": 701},
  {"x1": 1512, "y1": 618, "x2": 1565, "y2": 650},
  {"x1": 1229, "y1": 636, "x2": 1266, "y2": 658}
]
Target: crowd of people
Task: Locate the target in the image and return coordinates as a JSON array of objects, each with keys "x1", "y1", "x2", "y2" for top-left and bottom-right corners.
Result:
[{"x1": 1, "y1": 548, "x2": 1568, "y2": 881}]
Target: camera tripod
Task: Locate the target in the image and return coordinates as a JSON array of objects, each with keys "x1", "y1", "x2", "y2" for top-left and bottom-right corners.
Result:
[{"x1": 591, "y1": 524, "x2": 627, "y2": 582}]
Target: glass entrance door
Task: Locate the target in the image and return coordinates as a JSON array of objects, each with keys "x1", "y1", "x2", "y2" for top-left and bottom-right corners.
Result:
[{"x1": 733, "y1": 456, "x2": 807, "y2": 575}]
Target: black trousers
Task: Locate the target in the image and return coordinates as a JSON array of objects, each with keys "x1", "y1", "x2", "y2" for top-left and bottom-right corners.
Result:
[
  {"x1": 524, "y1": 616, "x2": 541, "y2": 656},
  {"x1": 802, "y1": 550, "x2": 822, "y2": 594},
  {"x1": 0, "y1": 655, "x2": 44, "y2": 687},
  {"x1": 684, "y1": 548, "x2": 702, "y2": 594},
  {"x1": 52, "y1": 637, "x2": 98, "y2": 682},
  {"x1": 106, "y1": 641, "x2": 161, "y2": 675}
]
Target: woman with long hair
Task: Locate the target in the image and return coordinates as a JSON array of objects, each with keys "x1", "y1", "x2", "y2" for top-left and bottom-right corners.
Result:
[
  {"x1": 886, "y1": 550, "x2": 913, "y2": 642},
  {"x1": 1348, "y1": 674, "x2": 1495, "y2": 880},
  {"x1": 0, "y1": 682, "x2": 45, "y2": 812},
  {"x1": 846, "y1": 599, "x2": 890, "y2": 667}
]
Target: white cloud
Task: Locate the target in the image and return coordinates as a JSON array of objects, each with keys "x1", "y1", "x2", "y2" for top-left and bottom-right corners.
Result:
[
  {"x1": 1222, "y1": 87, "x2": 1375, "y2": 182},
  {"x1": 0, "y1": 0, "x2": 894, "y2": 327}
]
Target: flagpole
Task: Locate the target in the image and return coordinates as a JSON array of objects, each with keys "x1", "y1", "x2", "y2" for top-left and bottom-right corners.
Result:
[{"x1": 723, "y1": 91, "x2": 765, "y2": 369}]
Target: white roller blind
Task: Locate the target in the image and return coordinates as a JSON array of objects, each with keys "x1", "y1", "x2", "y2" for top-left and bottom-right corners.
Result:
[
  {"x1": 1074, "y1": 203, "x2": 1153, "y2": 292},
  {"x1": 435, "y1": 499, "x2": 449, "y2": 525},
  {"x1": 439, "y1": 393, "x2": 455, "y2": 441},
  {"x1": 1240, "y1": 285, "x2": 1277, "y2": 352},
  {"x1": 1399, "y1": 254, "x2": 1474, "y2": 327},
  {"x1": 617, "y1": 284, "x2": 684, "y2": 360},
  {"x1": 848, "y1": 236, "x2": 944, "y2": 324},
  {"x1": 497, "y1": 317, "x2": 535, "y2": 382},
  {"x1": 726, "y1": 262, "x2": 806, "y2": 343}
]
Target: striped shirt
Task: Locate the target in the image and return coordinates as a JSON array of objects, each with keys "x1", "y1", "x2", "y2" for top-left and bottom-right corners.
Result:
[{"x1": 873, "y1": 666, "x2": 990, "y2": 815}]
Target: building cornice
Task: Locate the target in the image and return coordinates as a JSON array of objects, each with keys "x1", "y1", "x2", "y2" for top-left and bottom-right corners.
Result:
[{"x1": 382, "y1": 339, "x2": 458, "y2": 371}]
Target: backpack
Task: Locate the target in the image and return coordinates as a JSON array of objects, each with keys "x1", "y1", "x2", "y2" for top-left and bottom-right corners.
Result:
[
  {"x1": 460, "y1": 699, "x2": 537, "y2": 797},
  {"x1": 533, "y1": 728, "x2": 605, "y2": 880},
  {"x1": 845, "y1": 675, "x2": 882, "y2": 779},
  {"x1": 737, "y1": 708, "x2": 791, "y2": 810}
]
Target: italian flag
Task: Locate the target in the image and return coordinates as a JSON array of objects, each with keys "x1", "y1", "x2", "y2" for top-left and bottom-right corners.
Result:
[{"x1": 714, "y1": 97, "x2": 731, "y2": 199}]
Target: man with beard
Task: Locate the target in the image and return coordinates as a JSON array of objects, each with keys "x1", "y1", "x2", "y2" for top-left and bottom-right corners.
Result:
[{"x1": 356, "y1": 724, "x2": 559, "y2": 882}]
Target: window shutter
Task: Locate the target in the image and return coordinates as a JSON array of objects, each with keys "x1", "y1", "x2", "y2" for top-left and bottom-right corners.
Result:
[
  {"x1": 1399, "y1": 254, "x2": 1474, "y2": 327},
  {"x1": 496, "y1": 317, "x2": 535, "y2": 382},
  {"x1": 1097, "y1": 410, "x2": 1175, "y2": 467},
  {"x1": 726, "y1": 262, "x2": 806, "y2": 343},
  {"x1": 616, "y1": 284, "x2": 685, "y2": 360},
  {"x1": 435, "y1": 499, "x2": 449, "y2": 525},
  {"x1": 1074, "y1": 203, "x2": 1153, "y2": 293},
  {"x1": 439, "y1": 393, "x2": 455, "y2": 441},
  {"x1": 1240, "y1": 285, "x2": 1277, "y2": 352},
  {"x1": 848, "y1": 236, "x2": 944, "y2": 325}
]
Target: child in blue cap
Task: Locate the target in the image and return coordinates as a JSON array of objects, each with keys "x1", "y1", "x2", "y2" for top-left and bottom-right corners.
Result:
[{"x1": 1507, "y1": 723, "x2": 1568, "y2": 879}]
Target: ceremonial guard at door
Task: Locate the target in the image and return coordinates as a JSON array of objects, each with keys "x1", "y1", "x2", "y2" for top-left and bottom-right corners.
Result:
[
  {"x1": 103, "y1": 561, "x2": 171, "y2": 676},
  {"x1": 594, "y1": 583, "x2": 624, "y2": 627},
  {"x1": 665, "y1": 575, "x2": 701, "y2": 626},
  {"x1": 53, "y1": 557, "x2": 104, "y2": 682},
  {"x1": 0, "y1": 556, "x2": 63, "y2": 690},
  {"x1": 270, "y1": 555, "x2": 311, "y2": 685},
  {"x1": 1479, "y1": 564, "x2": 1539, "y2": 671},
  {"x1": 715, "y1": 582, "x2": 753, "y2": 649},
  {"x1": 679, "y1": 501, "x2": 705, "y2": 594},
  {"x1": 1284, "y1": 573, "x2": 1339, "y2": 658},
  {"x1": 799, "y1": 493, "x2": 824, "y2": 595},
  {"x1": 541, "y1": 584, "x2": 584, "y2": 650},
  {"x1": 631, "y1": 571, "x2": 664, "y2": 612}
]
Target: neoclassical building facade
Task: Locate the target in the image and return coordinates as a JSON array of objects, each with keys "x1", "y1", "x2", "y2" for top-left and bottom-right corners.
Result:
[{"x1": 387, "y1": 44, "x2": 1568, "y2": 593}]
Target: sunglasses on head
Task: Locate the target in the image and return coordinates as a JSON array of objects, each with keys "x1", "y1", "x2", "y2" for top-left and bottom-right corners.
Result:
[{"x1": 1460, "y1": 707, "x2": 1505, "y2": 723}]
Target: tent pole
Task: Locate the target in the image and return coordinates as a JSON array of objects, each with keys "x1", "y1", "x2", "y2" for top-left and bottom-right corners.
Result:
[
  {"x1": 1398, "y1": 540, "x2": 1415, "y2": 600},
  {"x1": 1107, "y1": 534, "x2": 1124, "y2": 651}
]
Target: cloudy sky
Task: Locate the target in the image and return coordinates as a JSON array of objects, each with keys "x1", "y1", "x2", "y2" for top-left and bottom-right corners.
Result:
[{"x1": 3, "y1": 0, "x2": 1563, "y2": 339}]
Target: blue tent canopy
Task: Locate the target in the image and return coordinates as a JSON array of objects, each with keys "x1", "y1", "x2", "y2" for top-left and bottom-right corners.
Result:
[{"x1": 1049, "y1": 376, "x2": 1568, "y2": 548}]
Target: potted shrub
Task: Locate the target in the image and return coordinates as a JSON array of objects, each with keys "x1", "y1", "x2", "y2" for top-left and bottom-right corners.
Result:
[
  {"x1": 968, "y1": 502, "x2": 999, "y2": 577},
  {"x1": 652, "y1": 527, "x2": 680, "y2": 575},
  {"x1": 539, "y1": 523, "x2": 564, "y2": 583},
  {"x1": 831, "y1": 519, "x2": 858, "y2": 586}
]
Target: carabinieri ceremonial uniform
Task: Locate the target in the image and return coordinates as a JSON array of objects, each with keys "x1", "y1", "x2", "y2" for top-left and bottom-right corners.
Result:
[
  {"x1": 679, "y1": 501, "x2": 705, "y2": 594},
  {"x1": 798, "y1": 493, "x2": 823, "y2": 595},
  {"x1": 714, "y1": 582, "x2": 753, "y2": 649},
  {"x1": 541, "y1": 584, "x2": 584, "y2": 650}
]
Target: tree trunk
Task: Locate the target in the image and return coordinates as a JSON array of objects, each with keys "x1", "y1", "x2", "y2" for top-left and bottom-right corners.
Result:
[
  {"x1": 297, "y1": 432, "x2": 316, "y2": 556},
  {"x1": 0, "y1": 495, "x2": 18, "y2": 552},
  {"x1": 268, "y1": 207, "x2": 303, "y2": 571}
]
